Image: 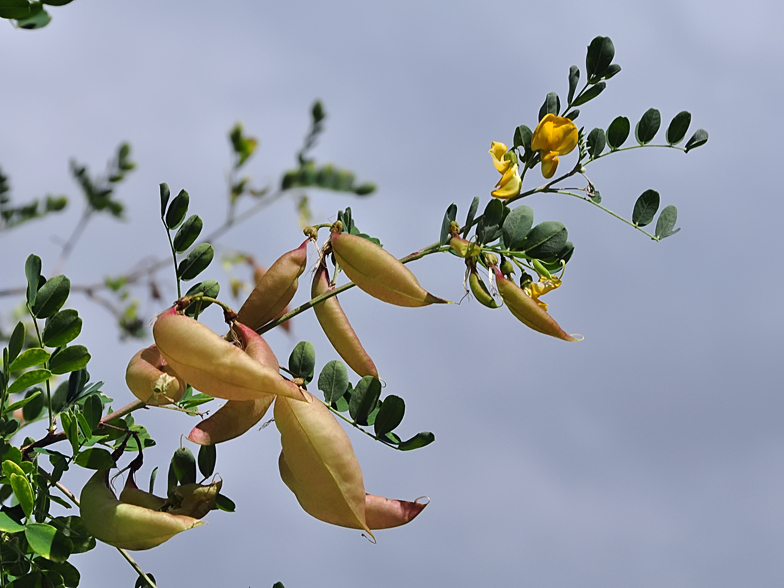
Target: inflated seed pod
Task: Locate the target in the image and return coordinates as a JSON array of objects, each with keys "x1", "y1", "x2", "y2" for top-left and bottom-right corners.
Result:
[
  {"x1": 493, "y1": 266, "x2": 576, "y2": 341},
  {"x1": 153, "y1": 308, "x2": 305, "y2": 402},
  {"x1": 80, "y1": 470, "x2": 203, "y2": 551},
  {"x1": 469, "y1": 268, "x2": 499, "y2": 309},
  {"x1": 188, "y1": 323, "x2": 277, "y2": 445},
  {"x1": 330, "y1": 231, "x2": 448, "y2": 307},
  {"x1": 125, "y1": 345, "x2": 187, "y2": 406},
  {"x1": 311, "y1": 263, "x2": 378, "y2": 378},
  {"x1": 364, "y1": 494, "x2": 428, "y2": 530},
  {"x1": 236, "y1": 239, "x2": 309, "y2": 330}
]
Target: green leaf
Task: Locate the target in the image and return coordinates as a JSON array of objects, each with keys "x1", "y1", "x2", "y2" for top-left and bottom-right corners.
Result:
[
  {"x1": 398, "y1": 431, "x2": 435, "y2": 451},
  {"x1": 49, "y1": 345, "x2": 90, "y2": 375},
  {"x1": 538, "y1": 92, "x2": 560, "y2": 121},
  {"x1": 601, "y1": 64, "x2": 622, "y2": 80},
  {"x1": 373, "y1": 395, "x2": 405, "y2": 437},
  {"x1": 666, "y1": 111, "x2": 691, "y2": 145},
  {"x1": 172, "y1": 214, "x2": 203, "y2": 253},
  {"x1": 22, "y1": 388, "x2": 44, "y2": 422},
  {"x1": 42, "y1": 309, "x2": 82, "y2": 347},
  {"x1": 9, "y1": 348, "x2": 49, "y2": 371},
  {"x1": 685, "y1": 129, "x2": 709, "y2": 152},
  {"x1": 570, "y1": 82, "x2": 605, "y2": 107},
  {"x1": 513, "y1": 125, "x2": 532, "y2": 151},
  {"x1": 172, "y1": 446, "x2": 197, "y2": 485},
  {"x1": 521, "y1": 221, "x2": 568, "y2": 260},
  {"x1": 317, "y1": 360, "x2": 349, "y2": 404},
  {"x1": 10, "y1": 473, "x2": 34, "y2": 520},
  {"x1": 60, "y1": 412, "x2": 79, "y2": 454},
  {"x1": 159, "y1": 183, "x2": 170, "y2": 218},
  {"x1": 632, "y1": 189, "x2": 660, "y2": 227},
  {"x1": 183, "y1": 279, "x2": 220, "y2": 316},
  {"x1": 288, "y1": 341, "x2": 316, "y2": 384},
  {"x1": 0, "y1": 511, "x2": 25, "y2": 533},
  {"x1": 198, "y1": 444, "x2": 216, "y2": 478},
  {"x1": 440, "y1": 203, "x2": 458, "y2": 245},
  {"x1": 82, "y1": 393, "x2": 103, "y2": 431},
  {"x1": 3, "y1": 389, "x2": 42, "y2": 415},
  {"x1": 149, "y1": 466, "x2": 158, "y2": 494},
  {"x1": 567, "y1": 65, "x2": 580, "y2": 104},
  {"x1": 15, "y1": 3, "x2": 50, "y2": 29},
  {"x1": 476, "y1": 198, "x2": 505, "y2": 245},
  {"x1": 0, "y1": 0, "x2": 31, "y2": 20},
  {"x1": 42, "y1": 0, "x2": 74, "y2": 5},
  {"x1": 8, "y1": 321, "x2": 25, "y2": 364},
  {"x1": 49, "y1": 515, "x2": 94, "y2": 553},
  {"x1": 36, "y1": 559, "x2": 80, "y2": 588},
  {"x1": 586, "y1": 36, "x2": 615, "y2": 80},
  {"x1": 165, "y1": 189, "x2": 189, "y2": 230},
  {"x1": 349, "y1": 376, "x2": 381, "y2": 425},
  {"x1": 587, "y1": 128, "x2": 606, "y2": 158},
  {"x1": 635, "y1": 108, "x2": 661, "y2": 145},
  {"x1": 73, "y1": 448, "x2": 115, "y2": 470},
  {"x1": 7, "y1": 369, "x2": 51, "y2": 395},
  {"x1": 655, "y1": 205, "x2": 680, "y2": 239},
  {"x1": 502, "y1": 205, "x2": 534, "y2": 250},
  {"x1": 25, "y1": 254, "x2": 42, "y2": 306},
  {"x1": 135, "y1": 574, "x2": 158, "y2": 588},
  {"x1": 214, "y1": 493, "x2": 236, "y2": 512},
  {"x1": 462, "y1": 196, "x2": 480, "y2": 238},
  {"x1": 177, "y1": 243, "x2": 214, "y2": 281},
  {"x1": 607, "y1": 116, "x2": 630, "y2": 149},
  {"x1": 25, "y1": 522, "x2": 73, "y2": 562}
]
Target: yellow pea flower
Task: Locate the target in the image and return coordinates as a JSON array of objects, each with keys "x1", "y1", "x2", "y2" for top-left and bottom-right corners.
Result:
[
  {"x1": 531, "y1": 114, "x2": 579, "y2": 179},
  {"x1": 524, "y1": 276, "x2": 562, "y2": 310},
  {"x1": 489, "y1": 141, "x2": 521, "y2": 199}
]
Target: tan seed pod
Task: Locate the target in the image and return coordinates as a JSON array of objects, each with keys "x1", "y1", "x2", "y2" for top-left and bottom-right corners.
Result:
[
  {"x1": 364, "y1": 494, "x2": 428, "y2": 529},
  {"x1": 125, "y1": 345, "x2": 186, "y2": 406}
]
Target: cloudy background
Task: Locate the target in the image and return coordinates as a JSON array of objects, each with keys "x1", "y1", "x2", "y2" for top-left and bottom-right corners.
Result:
[{"x1": 2, "y1": 0, "x2": 783, "y2": 586}]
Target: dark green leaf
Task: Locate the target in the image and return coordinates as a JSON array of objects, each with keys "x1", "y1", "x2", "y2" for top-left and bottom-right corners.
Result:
[
  {"x1": 25, "y1": 522, "x2": 73, "y2": 562},
  {"x1": 9, "y1": 321, "x2": 25, "y2": 364},
  {"x1": 602, "y1": 64, "x2": 622, "y2": 80},
  {"x1": 159, "y1": 183, "x2": 170, "y2": 218},
  {"x1": 9, "y1": 348, "x2": 49, "y2": 372},
  {"x1": 50, "y1": 516, "x2": 94, "y2": 553},
  {"x1": 567, "y1": 65, "x2": 580, "y2": 104},
  {"x1": 22, "y1": 388, "x2": 44, "y2": 422},
  {"x1": 272, "y1": 583, "x2": 286, "y2": 588},
  {"x1": 317, "y1": 360, "x2": 349, "y2": 403},
  {"x1": 3, "y1": 389, "x2": 42, "y2": 415},
  {"x1": 538, "y1": 92, "x2": 560, "y2": 121},
  {"x1": 635, "y1": 108, "x2": 661, "y2": 145},
  {"x1": 655, "y1": 205, "x2": 680, "y2": 239},
  {"x1": 82, "y1": 394, "x2": 102, "y2": 431},
  {"x1": 571, "y1": 82, "x2": 605, "y2": 107},
  {"x1": 177, "y1": 243, "x2": 214, "y2": 281},
  {"x1": 33, "y1": 275, "x2": 70, "y2": 319},
  {"x1": 74, "y1": 448, "x2": 114, "y2": 470},
  {"x1": 172, "y1": 447, "x2": 197, "y2": 485},
  {"x1": 214, "y1": 493, "x2": 235, "y2": 512},
  {"x1": 65, "y1": 369, "x2": 89, "y2": 405},
  {"x1": 149, "y1": 466, "x2": 158, "y2": 494},
  {"x1": 198, "y1": 444, "x2": 217, "y2": 478},
  {"x1": 685, "y1": 129, "x2": 709, "y2": 152},
  {"x1": 632, "y1": 189, "x2": 660, "y2": 227},
  {"x1": 0, "y1": 0, "x2": 31, "y2": 20},
  {"x1": 183, "y1": 279, "x2": 220, "y2": 316},
  {"x1": 586, "y1": 36, "x2": 615, "y2": 79},
  {"x1": 288, "y1": 341, "x2": 316, "y2": 384},
  {"x1": 172, "y1": 214, "x2": 203, "y2": 253},
  {"x1": 557, "y1": 241, "x2": 575, "y2": 264},
  {"x1": 349, "y1": 376, "x2": 381, "y2": 425},
  {"x1": 60, "y1": 411, "x2": 79, "y2": 454},
  {"x1": 462, "y1": 197, "x2": 480, "y2": 238},
  {"x1": 25, "y1": 254, "x2": 42, "y2": 306},
  {"x1": 165, "y1": 189, "x2": 189, "y2": 230},
  {"x1": 513, "y1": 125, "x2": 532, "y2": 151},
  {"x1": 135, "y1": 574, "x2": 158, "y2": 588},
  {"x1": 502, "y1": 205, "x2": 534, "y2": 250},
  {"x1": 373, "y1": 395, "x2": 405, "y2": 437},
  {"x1": 10, "y1": 473, "x2": 34, "y2": 519},
  {"x1": 476, "y1": 199, "x2": 505, "y2": 245},
  {"x1": 666, "y1": 111, "x2": 691, "y2": 145},
  {"x1": 15, "y1": 4, "x2": 50, "y2": 29},
  {"x1": 42, "y1": 0, "x2": 74, "y2": 6},
  {"x1": 42, "y1": 309, "x2": 82, "y2": 347},
  {"x1": 398, "y1": 431, "x2": 435, "y2": 451},
  {"x1": 440, "y1": 203, "x2": 458, "y2": 245},
  {"x1": 607, "y1": 116, "x2": 630, "y2": 149},
  {"x1": 521, "y1": 221, "x2": 568, "y2": 260},
  {"x1": 0, "y1": 511, "x2": 25, "y2": 533},
  {"x1": 7, "y1": 369, "x2": 51, "y2": 395},
  {"x1": 587, "y1": 128, "x2": 606, "y2": 158},
  {"x1": 36, "y1": 559, "x2": 80, "y2": 588},
  {"x1": 49, "y1": 346, "x2": 90, "y2": 375},
  {"x1": 565, "y1": 109, "x2": 579, "y2": 121}
]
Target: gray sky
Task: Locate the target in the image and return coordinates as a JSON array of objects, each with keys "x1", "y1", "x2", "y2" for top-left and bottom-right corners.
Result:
[{"x1": 2, "y1": 0, "x2": 783, "y2": 586}]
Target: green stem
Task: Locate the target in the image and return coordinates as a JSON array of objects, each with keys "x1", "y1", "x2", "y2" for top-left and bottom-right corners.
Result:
[
  {"x1": 555, "y1": 189, "x2": 659, "y2": 240},
  {"x1": 589, "y1": 143, "x2": 685, "y2": 162},
  {"x1": 164, "y1": 222, "x2": 181, "y2": 299},
  {"x1": 24, "y1": 303, "x2": 54, "y2": 433}
]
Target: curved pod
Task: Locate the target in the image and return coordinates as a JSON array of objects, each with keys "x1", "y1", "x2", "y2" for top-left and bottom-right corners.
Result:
[
  {"x1": 311, "y1": 263, "x2": 378, "y2": 378},
  {"x1": 125, "y1": 345, "x2": 186, "y2": 405}
]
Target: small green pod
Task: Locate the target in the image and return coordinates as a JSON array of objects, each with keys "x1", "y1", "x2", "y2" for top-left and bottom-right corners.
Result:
[{"x1": 469, "y1": 268, "x2": 499, "y2": 309}]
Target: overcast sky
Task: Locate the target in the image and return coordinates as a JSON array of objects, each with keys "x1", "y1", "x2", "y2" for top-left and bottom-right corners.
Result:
[{"x1": 2, "y1": 1, "x2": 784, "y2": 587}]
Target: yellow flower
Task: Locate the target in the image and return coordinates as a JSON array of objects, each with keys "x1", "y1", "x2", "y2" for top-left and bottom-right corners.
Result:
[
  {"x1": 489, "y1": 141, "x2": 521, "y2": 199},
  {"x1": 530, "y1": 114, "x2": 579, "y2": 179},
  {"x1": 523, "y1": 276, "x2": 562, "y2": 310}
]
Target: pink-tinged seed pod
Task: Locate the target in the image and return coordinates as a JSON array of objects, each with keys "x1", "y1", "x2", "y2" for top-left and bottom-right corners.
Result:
[
  {"x1": 493, "y1": 267, "x2": 577, "y2": 341},
  {"x1": 125, "y1": 345, "x2": 187, "y2": 405},
  {"x1": 364, "y1": 494, "x2": 428, "y2": 529},
  {"x1": 311, "y1": 263, "x2": 379, "y2": 378},
  {"x1": 188, "y1": 323, "x2": 277, "y2": 445},
  {"x1": 275, "y1": 391, "x2": 372, "y2": 537},
  {"x1": 119, "y1": 474, "x2": 168, "y2": 511},
  {"x1": 252, "y1": 264, "x2": 291, "y2": 331},
  {"x1": 236, "y1": 239, "x2": 309, "y2": 330},
  {"x1": 153, "y1": 308, "x2": 305, "y2": 402},
  {"x1": 330, "y1": 231, "x2": 448, "y2": 307}
]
